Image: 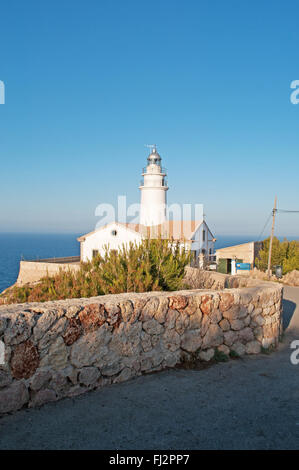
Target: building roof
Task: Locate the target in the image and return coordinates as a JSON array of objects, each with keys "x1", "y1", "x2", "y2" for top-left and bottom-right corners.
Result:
[
  {"x1": 124, "y1": 220, "x2": 202, "y2": 241},
  {"x1": 215, "y1": 241, "x2": 256, "y2": 253},
  {"x1": 77, "y1": 220, "x2": 213, "y2": 243},
  {"x1": 77, "y1": 222, "x2": 142, "y2": 242}
]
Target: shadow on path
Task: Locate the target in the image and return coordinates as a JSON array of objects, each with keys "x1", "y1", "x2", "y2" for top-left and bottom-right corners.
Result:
[{"x1": 282, "y1": 298, "x2": 297, "y2": 331}]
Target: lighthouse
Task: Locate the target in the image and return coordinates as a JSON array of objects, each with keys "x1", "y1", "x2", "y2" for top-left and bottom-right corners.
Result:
[
  {"x1": 78, "y1": 145, "x2": 216, "y2": 264},
  {"x1": 139, "y1": 146, "x2": 169, "y2": 226}
]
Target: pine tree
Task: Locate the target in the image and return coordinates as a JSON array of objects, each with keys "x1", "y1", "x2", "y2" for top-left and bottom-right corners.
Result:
[{"x1": 256, "y1": 237, "x2": 299, "y2": 274}]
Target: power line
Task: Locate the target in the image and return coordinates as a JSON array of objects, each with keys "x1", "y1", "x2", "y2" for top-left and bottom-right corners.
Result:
[
  {"x1": 257, "y1": 212, "x2": 272, "y2": 241},
  {"x1": 267, "y1": 196, "x2": 277, "y2": 279},
  {"x1": 277, "y1": 209, "x2": 299, "y2": 213},
  {"x1": 257, "y1": 199, "x2": 298, "y2": 279},
  {"x1": 257, "y1": 207, "x2": 299, "y2": 242}
]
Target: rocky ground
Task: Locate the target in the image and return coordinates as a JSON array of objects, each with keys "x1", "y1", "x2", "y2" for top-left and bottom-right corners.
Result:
[
  {"x1": 0, "y1": 286, "x2": 298, "y2": 450},
  {"x1": 250, "y1": 268, "x2": 299, "y2": 286},
  {"x1": 282, "y1": 270, "x2": 299, "y2": 287}
]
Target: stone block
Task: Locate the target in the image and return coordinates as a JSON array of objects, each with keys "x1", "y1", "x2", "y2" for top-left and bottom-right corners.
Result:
[
  {"x1": 180, "y1": 329, "x2": 202, "y2": 352},
  {"x1": 0, "y1": 381, "x2": 29, "y2": 414},
  {"x1": 202, "y1": 324, "x2": 223, "y2": 349}
]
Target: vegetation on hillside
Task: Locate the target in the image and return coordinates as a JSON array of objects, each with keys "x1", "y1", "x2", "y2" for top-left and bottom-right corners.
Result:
[
  {"x1": 256, "y1": 237, "x2": 299, "y2": 274},
  {"x1": 0, "y1": 239, "x2": 191, "y2": 305}
]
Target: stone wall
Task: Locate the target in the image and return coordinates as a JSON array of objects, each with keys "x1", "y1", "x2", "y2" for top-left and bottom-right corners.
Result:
[
  {"x1": 184, "y1": 267, "x2": 230, "y2": 290},
  {"x1": 16, "y1": 259, "x2": 80, "y2": 286},
  {"x1": 0, "y1": 281, "x2": 283, "y2": 415},
  {"x1": 184, "y1": 267, "x2": 269, "y2": 290}
]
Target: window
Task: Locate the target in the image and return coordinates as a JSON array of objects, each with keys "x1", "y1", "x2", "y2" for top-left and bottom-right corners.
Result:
[
  {"x1": 92, "y1": 249, "x2": 99, "y2": 258},
  {"x1": 202, "y1": 230, "x2": 206, "y2": 242},
  {"x1": 111, "y1": 230, "x2": 117, "y2": 236}
]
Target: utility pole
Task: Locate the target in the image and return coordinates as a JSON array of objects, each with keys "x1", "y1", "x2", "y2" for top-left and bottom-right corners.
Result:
[{"x1": 267, "y1": 196, "x2": 277, "y2": 279}]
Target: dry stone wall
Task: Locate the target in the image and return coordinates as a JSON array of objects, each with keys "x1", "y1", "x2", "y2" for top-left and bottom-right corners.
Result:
[
  {"x1": 184, "y1": 266, "x2": 267, "y2": 290},
  {"x1": 0, "y1": 280, "x2": 283, "y2": 415}
]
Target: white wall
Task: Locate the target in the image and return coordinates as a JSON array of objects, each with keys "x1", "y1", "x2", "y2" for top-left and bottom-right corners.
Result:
[
  {"x1": 80, "y1": 221, "x2": 214, "y2": 263},
  {"x1": 17, "y1": 261, "x2": 80, "y2": 286},
  {"x1": 215, "y1": 242, "x2": 255, "y2": 264},
  {"x1": 81, "y1": 223, "x2": 143, "y2": 262},
  {"x1": 140, "y1": 163, "x2": 168, "y2": 226},
  {"x1": 191, "y1": 221, "x2": 215, "y2": 258}
]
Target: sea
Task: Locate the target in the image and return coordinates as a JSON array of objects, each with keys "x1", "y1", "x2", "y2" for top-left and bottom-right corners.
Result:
[
  {"x1": 0, "y1": 233, "x2": 298, "y2": 294},
  {"x1": 0, "y1": 233, "x2": 262, "y2": 294},
  {"x1": 0, "y1": 233, "x2": 80, "y2": 293}
]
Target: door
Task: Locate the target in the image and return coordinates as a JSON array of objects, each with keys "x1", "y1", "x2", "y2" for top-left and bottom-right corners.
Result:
[{"x1": 217, "y1": 258, "x2": 227, "y2": 274}]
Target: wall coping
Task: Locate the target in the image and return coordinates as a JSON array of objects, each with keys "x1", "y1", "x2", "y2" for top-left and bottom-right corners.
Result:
[{"x1": 0, "y1": 281, "x2": 282, "y2": 316}]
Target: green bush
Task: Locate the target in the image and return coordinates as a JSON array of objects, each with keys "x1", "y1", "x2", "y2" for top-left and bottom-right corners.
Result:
[
  {"x1": 255, "y1": 237, "x2": 299, "y2": 274},
  {"x1": 2, "y1": 239, "x2": 191, "y2": 304}
]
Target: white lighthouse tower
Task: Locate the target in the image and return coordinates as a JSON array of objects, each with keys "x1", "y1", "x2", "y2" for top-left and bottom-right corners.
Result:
[{"x1": 139, "y1": 146, "x2": 169, "y2": 226}]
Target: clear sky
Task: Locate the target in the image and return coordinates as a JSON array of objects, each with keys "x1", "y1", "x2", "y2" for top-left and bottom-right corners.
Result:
[{"x1": 0, "y1": 0, "x2": 299, "y2": 237}]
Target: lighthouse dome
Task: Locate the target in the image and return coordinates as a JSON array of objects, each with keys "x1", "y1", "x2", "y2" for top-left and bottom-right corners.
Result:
[{"x1": 147, "y1": 147, "x2": 161, "y2": 165}]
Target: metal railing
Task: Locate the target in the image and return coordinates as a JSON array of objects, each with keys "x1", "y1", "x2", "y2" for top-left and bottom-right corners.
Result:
[
  {"x1": 140, "y1": 179, "x2": 168, "y2": 187},
  {"x1": 21, "y1": 256, "x2": 80, "y2": 264},
  {"x1": 142, "y1": 166, "x2": 167, "y2": 175}
]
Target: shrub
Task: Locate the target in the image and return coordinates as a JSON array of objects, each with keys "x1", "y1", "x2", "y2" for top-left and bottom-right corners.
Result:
[
  {"x1": 214, "y1": 349, "x2": 229, "y2": 362},
  {"x1": 1, "y1": 238, "x2": 191, "y2": 304},
  {"x1": 256, "y1": 237, "x2": 299, "y2": 274}
]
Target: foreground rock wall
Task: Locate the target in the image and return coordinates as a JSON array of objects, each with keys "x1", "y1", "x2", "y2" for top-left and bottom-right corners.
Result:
[{"x1": 0, "y1": 282, "x2": 283, "y2": 415}]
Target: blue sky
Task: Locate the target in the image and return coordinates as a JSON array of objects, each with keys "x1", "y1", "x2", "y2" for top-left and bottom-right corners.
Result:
[{"x1": 0, "y1": 0, "x2": 299, "y2": 237}]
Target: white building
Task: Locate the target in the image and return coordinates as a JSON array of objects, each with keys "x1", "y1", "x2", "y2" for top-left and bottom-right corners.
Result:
[
  {"x1": 78, "y1": 222, "x2": 142, "y2": 262},
  {"x1": 78, "y1": 147, "x2": 216, "y2": 265}
]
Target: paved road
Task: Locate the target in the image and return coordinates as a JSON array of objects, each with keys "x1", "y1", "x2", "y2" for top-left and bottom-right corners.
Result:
[{"x1": 0, "y1": 287, "x2": 299, "y2": 450}]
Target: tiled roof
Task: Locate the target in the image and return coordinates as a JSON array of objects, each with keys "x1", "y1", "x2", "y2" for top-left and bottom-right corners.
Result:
[
  {"x1": 123, "y1": 220, "x2": 202, "y2": 241},
  {"x1": 77, "y1": 220, "x2": 207, "y2": 243}
]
